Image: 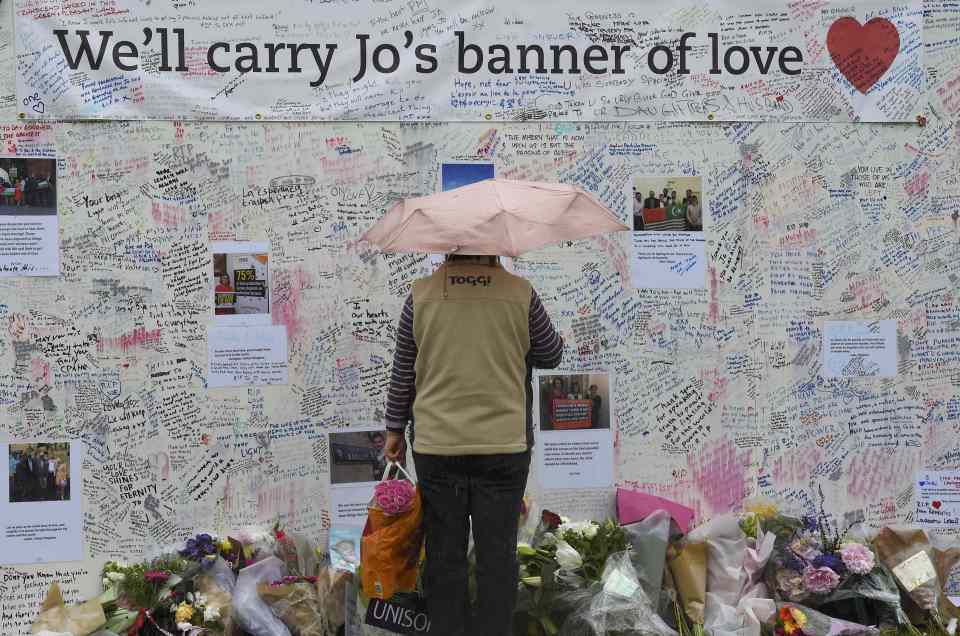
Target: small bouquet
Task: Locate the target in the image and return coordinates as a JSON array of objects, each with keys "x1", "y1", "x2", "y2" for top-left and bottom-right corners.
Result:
[
  {"x1": 168, "y1": 591, "x2": 227, "y2": 635},
  {"x1": 257, "y1": 576, "x2": 330, "y2": 636},
  {"x1": 254, "y1": 523, "x2": 330, "y2": 636},
  {"x1": 874, "y1": 526, "x2": 960, "y2": 635},
  {"x1": 765, "y1": 505, "x2": 906, "y2": 629},
  {"x1": 514, "y1": 510, "x2": 634, "y2": 635},
  {"x1": 669, "y1": 540, "x2": 707, "y2": 636},
  {"x1": 762, "y1": 603, "x2": 880, "y2": 636},
  {"x1": 371, "y1": 477, "x2": 416, "y2": 516}
]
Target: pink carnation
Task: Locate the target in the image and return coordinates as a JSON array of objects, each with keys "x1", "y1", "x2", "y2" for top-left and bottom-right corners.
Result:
[
  {"x1": 803, "y1": 565, "x2": 840, "y2": 594},
  {"x1": 373, "y1": 479, "x2": 415, "y2": 515},
  {"x1": 839, "y1": 543, "x2": 875, "y2": 575}
]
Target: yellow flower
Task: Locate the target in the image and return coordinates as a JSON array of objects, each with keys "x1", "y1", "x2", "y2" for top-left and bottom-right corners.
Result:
[
  {"x1": 789, "y1": 608, "x2": 807, "y2": 628},
  {"x1": 783, "y1": 621, "x2": 797, "y2": 635},
  {"x1": 744, "y1": 498, "x2": 778, "y2": 520},
  {"x1": 218, "y1": 537, "x2": 232, "y2": 553},
  {"x1": 175, "y1": 602, "x2": 194, "y2": 624}
]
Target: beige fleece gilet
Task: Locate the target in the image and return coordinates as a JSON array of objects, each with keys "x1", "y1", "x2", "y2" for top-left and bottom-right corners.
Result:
[{"x1": 411, "y1": 261, "x2": 532, "y2": 455}]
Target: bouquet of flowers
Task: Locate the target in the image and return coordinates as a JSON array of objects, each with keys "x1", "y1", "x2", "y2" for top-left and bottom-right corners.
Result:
[
  {"x1": 254, "y1": 524, "x2": 331, "y2": 636},
  {"x1": 764, "y1": 507, "x2": 906, "y2": 630},
  {"x1": 372, "y1": 477, "x2": 416, "y2": 515},
  {"x1": 761, "y1": 603, "x2": 880, "y2": 636},
  {"x1": 514, "y1": 510, "x2": 637, "y2": 635},
  {"x1": 874, "y1": 526, "x2": 960, "y2": 635}
]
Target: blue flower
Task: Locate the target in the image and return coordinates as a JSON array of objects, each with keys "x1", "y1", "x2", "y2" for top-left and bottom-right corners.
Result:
[
  {"x1": 812, "y1": 552, "x2": 846, "y2": 574},
  {"x1": 801, "y1": 515, "x2": 819, "y2": 532}
]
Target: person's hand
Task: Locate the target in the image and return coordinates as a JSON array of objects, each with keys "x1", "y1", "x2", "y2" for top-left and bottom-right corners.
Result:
[{"x1": 385, "y1": 431, "x2": 406, "y2": 463}]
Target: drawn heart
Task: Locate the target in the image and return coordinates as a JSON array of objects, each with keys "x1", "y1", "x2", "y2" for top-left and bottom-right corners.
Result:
[
  {"x1": 826, "y1": 17, "x2": 900, "y2": 94},
  {"x1": 932, "y1": 500, "x2": 942, "y2": 509},
  {"x1": 31, "y1": 101, "x2": 44, "y2": 114}
]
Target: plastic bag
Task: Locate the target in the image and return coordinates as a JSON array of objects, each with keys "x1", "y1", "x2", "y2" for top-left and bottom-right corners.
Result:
[
  {"x1": 622, "y1": 509, "x2": 672, "y2": 609},
  {"x1": 556, "y1": 551, "x2": 677, "y2": 636},
  {"x1": 360, "y1": 462, "x2": 423, "y2": 600},
  {"x1": 232, "y1": 556, "x2": 293, "y2": 636}
]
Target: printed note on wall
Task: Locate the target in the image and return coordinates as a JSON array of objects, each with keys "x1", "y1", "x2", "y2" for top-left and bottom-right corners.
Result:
[
  {"x1": 822, "y1": 320, "x2": 897, "y2": 378},
  {"x1": 207, "y1": 325, "x2": 289, "y2": 387},
  {"x1": 535, "y1": 371, "x2": 614, "y2": 489}
]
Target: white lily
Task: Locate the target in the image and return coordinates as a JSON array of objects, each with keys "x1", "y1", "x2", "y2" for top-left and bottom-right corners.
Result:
[{"x1": 554, "y1": 539, "x2": 583, "y2": 571}]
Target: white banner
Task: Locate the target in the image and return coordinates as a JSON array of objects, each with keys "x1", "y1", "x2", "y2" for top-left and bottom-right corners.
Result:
[{"x1": 14, "y1": 0, "x2": 922, "y2": 122}]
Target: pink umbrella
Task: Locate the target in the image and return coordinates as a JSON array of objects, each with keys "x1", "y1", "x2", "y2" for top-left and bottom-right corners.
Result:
[{"x1": 360, "y1": 179, "x2": 629, "y2": 257}]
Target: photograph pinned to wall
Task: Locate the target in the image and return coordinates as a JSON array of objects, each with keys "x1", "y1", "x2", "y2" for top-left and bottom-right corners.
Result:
[
  {"x1": 822, "y1": 319, "x2": 897, "y2": 378},
  {"x1": 0, "y1": 156, "x2": 59, "y2": 276},
  {"x1": 629, "y1": 175, "x2": 706, "y2": 290},
  {"x1": 211, "y1": 241, "x2": 270, "y2": 326},
  {"x1": 329, "y1": 525, "x2": 362, "y2": 573},
  {"x1": 534, "y1": 371, "x2": 614, "y2": 490},
  {"x1": 1, "y1": 440, "x2": 82, "y2": 564},
  {"x1": 328, "y1": 427, "x2": 389, "y2": 526}
]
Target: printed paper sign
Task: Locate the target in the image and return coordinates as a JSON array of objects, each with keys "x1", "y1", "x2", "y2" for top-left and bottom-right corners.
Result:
[
  {"x1": 0, "y1": 153, "x2": 59, "y2": 277},
  {"x1": 822, "y1": 320, "x2": 897, "y2": 378},
  {"x1": 328, "y1": 427, "x2": 389, "y2": 526},
  {"x1": 535, "y1": 372, "x2": 614, "y2": 489},
  {"x1": 916, "y1": 471, "x2": 960, "y2": 532},
  {"x1": 1, "y1": 441, "x2": 83, "y2": 564},
  {"x1": 207, "y1": 325, "x2": 288, "y2": 387}
]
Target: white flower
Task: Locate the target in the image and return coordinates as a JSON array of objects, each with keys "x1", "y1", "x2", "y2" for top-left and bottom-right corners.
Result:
[
  {"x1": 558, "y1": 520, "x2": 599, "y2": 539},
  {"x1": 193, "y1": 593, "x2": 207, "y2": 607},
  {"x1": 554, "y1": 540, "x2": 583, "y2": 571},
  {"x1": 203, "y1": 605, "x2": 221, "y2": 622},
  {"x1": 102, "y1": 577, "x2": 111, "y2": 588},
  {"x1": 186, "y1": 592, "x2": 194, "y2": 603},
  {"x1": 560, "y1": 515, "x2": 571, "y2": 524},
  {"x1": 106, "y1": 571, "x2": 126, "y2": 583},
  {"x1": 177, "y1": 622, "x2": 193, "y2": 633}
]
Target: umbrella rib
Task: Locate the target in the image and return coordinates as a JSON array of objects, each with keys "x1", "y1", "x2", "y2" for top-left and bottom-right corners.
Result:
[{"x1": 492, "y1": 182, "x2": 518, "y2": 257}]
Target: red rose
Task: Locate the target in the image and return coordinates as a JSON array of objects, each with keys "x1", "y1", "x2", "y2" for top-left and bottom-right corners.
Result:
[{"x1": 541, "y1": 510, "x2": 562, "y2": 530}]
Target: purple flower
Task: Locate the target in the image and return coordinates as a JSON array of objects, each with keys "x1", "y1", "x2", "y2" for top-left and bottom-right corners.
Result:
[
  {"x1": 812, "y1": 552, "x2": 846, "y2": 574},
  {"x1": 783, "y1": 552, "x2": 806, "y2": 572},
  {"x1": 801, "y1": 515, "x2": 819, "y2": 532},
  {"x1": 789, "y1": 537, "x2": 822, "y2": 562},
  {"x1": 802, "y1": 566, "x2": 840, "y2": 594}
]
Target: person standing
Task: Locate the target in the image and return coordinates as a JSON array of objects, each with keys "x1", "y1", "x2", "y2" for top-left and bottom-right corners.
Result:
[
  {"x1": 643, "y1": 190, "x2": 661, "y2": 209},
  {"x1": 588, "y1": 384, "x2": 602, "y2": 427},
  {"x1": 47, "y1": 454, "x2": 57, "y2": 498},
  {"x1": 632, "y1": 191, "x2": 645, "y2": 231},
  {"x1": 686, "y1": 195, "x2": 703, "y2": 231},
  {"x1": 214, "y1": 275, "x2": 236, "y2": 315},
  {"x1": 55, "y1": 460, "x2": 68, "y2": 500},
  {"x1": 383, "y1": 254, "x2": 563, "y2": 636},
  {"x1": 34, "y1": 450, "x2": 48, "y2": 500}
]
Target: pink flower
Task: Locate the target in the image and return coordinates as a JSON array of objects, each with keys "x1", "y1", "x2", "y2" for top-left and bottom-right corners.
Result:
[
  {"x1": 802, "y1": 566, "x2": 840, "y2": 594},
  {"x1": 143, "y1": 570, "x2": 170, "y2": 584},
  {"x1": 373, "y1": 480, "x2": 415, "y2": 515},
  {"x1": 838, "y1": 543, "x2": 875, "y2": 575}
]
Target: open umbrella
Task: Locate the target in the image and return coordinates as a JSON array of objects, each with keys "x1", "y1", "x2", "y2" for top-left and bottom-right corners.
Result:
[{"x1": 360, "y1": 179, "x2": 629, "y2": 257}]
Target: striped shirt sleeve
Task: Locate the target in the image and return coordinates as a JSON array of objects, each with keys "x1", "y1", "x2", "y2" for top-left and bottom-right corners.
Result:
[
  {"x1": 529, "y1": 288, "x2": 564, "y2": 368},
  {"x1": 385, "y1": 294, "x2": 416, "y2": 432}
]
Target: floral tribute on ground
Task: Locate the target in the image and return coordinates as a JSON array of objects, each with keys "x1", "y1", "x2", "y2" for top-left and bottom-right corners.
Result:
[{"x1": 28, "y1": 496, "x2": 960, "y2": 636}]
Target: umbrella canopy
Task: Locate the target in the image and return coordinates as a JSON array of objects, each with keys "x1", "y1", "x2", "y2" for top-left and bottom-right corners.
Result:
[{"x1": 360, "y1": 179, "x2": 629, "y2": 257}]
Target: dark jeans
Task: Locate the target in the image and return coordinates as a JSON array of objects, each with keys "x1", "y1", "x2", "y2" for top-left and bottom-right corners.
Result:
[{"x1": 413, "y1": 451, "x2": 530, "y2": 636}]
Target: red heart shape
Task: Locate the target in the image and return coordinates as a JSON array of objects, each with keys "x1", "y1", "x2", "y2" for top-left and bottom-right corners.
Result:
[
  {"x1": 826, "y1": 17, "x2": 900, "y2": 93},
  {"x1": 932, "y1": 500, "x2": 942, "y2": 509}
]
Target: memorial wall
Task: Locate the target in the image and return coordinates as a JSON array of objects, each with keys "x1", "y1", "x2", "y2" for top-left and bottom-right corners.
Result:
[{"x1": 0, "y1": 0, "x2": 958, "y2": 632}]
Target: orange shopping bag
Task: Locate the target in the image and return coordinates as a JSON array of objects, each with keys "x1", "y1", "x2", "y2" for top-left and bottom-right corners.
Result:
[{"x1": 361, "y1": 461, "x2": 424, "y2": 600}]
